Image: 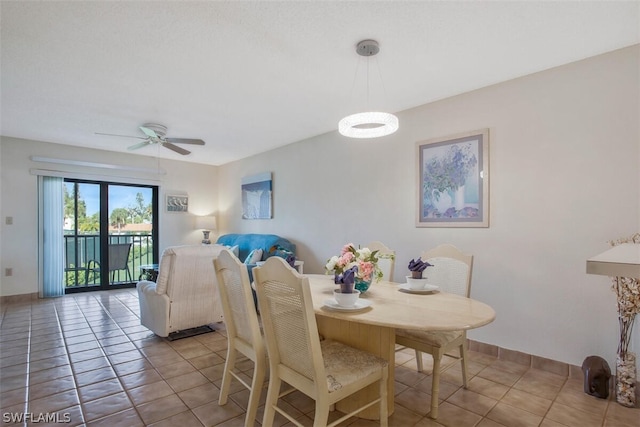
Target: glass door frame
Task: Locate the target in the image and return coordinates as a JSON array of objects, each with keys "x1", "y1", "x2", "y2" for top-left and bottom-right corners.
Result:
[{"x1": 64, "y1": 178, "x2": 159, "y2": 294}]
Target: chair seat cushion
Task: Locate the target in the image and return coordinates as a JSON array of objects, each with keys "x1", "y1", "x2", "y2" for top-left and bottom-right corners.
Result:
[
  {"x1": 395, "y1": 329, "x2": 463, "y2": 347},
  {"x1": 321, "y1": 339, "x2": 387, "y2": 392}
]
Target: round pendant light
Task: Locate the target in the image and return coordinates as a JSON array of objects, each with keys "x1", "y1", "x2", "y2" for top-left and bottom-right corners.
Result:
[
  {"x1": 339, "y1": 40, "x2": 398, "y2": 139},
  {"x1": 338, "y1": 112, "x2": 399, "y2": 138}
]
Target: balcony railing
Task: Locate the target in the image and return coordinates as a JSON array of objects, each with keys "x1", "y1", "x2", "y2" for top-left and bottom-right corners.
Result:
[{"x1": 64, "y1": 233, "x2": 154, "y2": 287}]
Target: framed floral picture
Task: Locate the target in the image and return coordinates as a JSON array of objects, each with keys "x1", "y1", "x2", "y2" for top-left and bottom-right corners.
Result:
[{"x1": 416, "y1": 129, "x2": 489, "y2": 227}]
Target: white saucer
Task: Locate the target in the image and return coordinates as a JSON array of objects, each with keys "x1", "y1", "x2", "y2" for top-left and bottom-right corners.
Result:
[
  {"x1": 323, "y1": 299, "x2": 372, "y2": 311},
  {"x1": 398, "y1": 283, "x2": 439, "y2": 294}
]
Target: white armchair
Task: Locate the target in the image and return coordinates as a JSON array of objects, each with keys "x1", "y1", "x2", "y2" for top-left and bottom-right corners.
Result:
[{"x1": 137, "y1": 245, "x2": 226, "y2": 337}]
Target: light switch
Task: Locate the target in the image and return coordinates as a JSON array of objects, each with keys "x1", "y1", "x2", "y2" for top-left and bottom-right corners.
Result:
[{"x1": 5, "y1": 216, "x2": 13, "y2": 225}]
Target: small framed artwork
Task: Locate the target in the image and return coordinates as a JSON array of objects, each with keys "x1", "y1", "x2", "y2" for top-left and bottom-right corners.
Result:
[
  {"x1": 166, "y1": 194, "x2": 189, "y2": 213},
  {"x1": 416, "y1": 129, "x2": 489, "y2": 227},
  {"x1": 242, "y1": 172, "x2": 272, "y2": 219}
]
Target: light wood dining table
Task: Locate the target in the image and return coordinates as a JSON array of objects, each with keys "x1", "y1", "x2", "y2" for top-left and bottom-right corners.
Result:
[{"x1": 306, "y1": 274, "x2": 496, "y2": 419}]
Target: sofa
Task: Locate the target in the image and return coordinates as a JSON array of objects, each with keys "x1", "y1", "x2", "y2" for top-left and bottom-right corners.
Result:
[
  {"x1": 215, "y1": 234, "x2": 297, "y2": 308},
  {"x1": 215, "y1": 233, "x2": 296, "y2": 264}
]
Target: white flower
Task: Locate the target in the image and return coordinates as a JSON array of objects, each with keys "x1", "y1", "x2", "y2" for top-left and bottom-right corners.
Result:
[
  {"x1": 325, "y1": 256, "x2": 339, "y2": 271},
  {"x1": 357, "y1": 247, "x2": 371, "y2": 258}
]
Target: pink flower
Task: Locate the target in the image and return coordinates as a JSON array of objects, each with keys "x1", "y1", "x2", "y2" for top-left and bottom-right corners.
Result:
[
  {"x1": 341, "y1": 243, "x2": 355, "y2": 255},
  {"x1": 358, "y1": 261, "x2": 374, "y2": 281},
  {"x1": 337, "y1": 252, "x2": 354, "y2": 267}
]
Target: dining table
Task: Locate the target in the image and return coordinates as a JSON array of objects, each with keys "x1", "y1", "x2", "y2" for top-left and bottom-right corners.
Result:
[{"x1": 306, "y1": 274, "x2": 496, "y2": 419}]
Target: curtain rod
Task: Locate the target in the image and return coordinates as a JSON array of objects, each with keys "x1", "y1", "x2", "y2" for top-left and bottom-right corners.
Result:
[{"x1": 29, "y1": 156, "x2": 166, "y2": 175}]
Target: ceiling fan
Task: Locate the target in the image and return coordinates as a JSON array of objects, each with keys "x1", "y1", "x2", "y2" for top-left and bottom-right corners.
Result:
[{"x1": 95, "y1": 123, "x2": 205, "y2": 155}]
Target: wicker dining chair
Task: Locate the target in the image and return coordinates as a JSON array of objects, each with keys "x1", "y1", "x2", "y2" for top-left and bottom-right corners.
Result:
[
  {"x1": 395, "y1": 244, "x2": 473, "y2": 419},
  {"x1": 253, "y1": 257, "x2": 389, "y2": 427},
  {"x1": 213, "y1": 248, "x2": 267, "y2": 427}
]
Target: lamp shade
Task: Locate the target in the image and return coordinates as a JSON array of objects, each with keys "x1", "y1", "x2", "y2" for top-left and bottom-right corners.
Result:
[{"x1": 195, "y1": 215, "x2": 216, "y2": 231}]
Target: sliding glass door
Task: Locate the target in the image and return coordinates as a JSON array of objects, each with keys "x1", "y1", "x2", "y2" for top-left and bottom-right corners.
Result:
[{"x1": 63, "y1": 179, "x2": 158, "y2": 293}]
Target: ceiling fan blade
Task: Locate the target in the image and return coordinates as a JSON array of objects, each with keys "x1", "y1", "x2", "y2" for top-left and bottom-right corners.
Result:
[
  {"x1": 95, "y1": 132, "x2": 146, "y2": 140},
  {"x1": 165, "y1": 138, "x2": 205, "y2": 145},
  {"x1": 139, "y1": 126, "x2": 158, "y2": 138},
  {"x1": 127, "y1": 141, "x2": 151, "y2": 151},
  {"x1": 162, "y1": 142, "x2": 190, "y2": 155}
]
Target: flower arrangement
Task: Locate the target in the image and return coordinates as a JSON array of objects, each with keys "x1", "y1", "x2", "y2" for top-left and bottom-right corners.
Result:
[
  {"x1": 325, "y1": 243, "x2": 390, "y2": 285},
  {"x1": 408, "y1": 257, "x2": 433, "y2": 279},
  {"x1": 608, "y1": 233, "x2": 640, "y2": 358},
  {"x1": 607, "y1": 233, "x2": 640, "y2": 407},
  {"x1": 423, "y1": 143, "x2": 477, "y2": 199}
]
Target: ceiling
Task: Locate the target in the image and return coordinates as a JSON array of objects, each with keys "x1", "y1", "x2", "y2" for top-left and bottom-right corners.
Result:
[{"x1": 2, "y1": 1, "x2": 638, "y2": 166}]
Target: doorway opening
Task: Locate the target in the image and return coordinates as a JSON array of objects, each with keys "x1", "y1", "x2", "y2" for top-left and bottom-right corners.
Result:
[{"x1": 63, "y1": 179, "x2": 159, "y2": 293}]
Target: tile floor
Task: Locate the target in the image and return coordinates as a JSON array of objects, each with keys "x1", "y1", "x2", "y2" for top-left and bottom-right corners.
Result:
[{"x1": 1, "y1": 289, "x2": 638, "y2": 427}]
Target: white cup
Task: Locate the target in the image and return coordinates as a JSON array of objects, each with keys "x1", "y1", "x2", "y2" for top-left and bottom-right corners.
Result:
[
  {"x1": 333, "y1": 289, "x2": 360, "y2": 307},
  {"x1": 406, "y1": 276, "x2": 428, "y2": 290}
]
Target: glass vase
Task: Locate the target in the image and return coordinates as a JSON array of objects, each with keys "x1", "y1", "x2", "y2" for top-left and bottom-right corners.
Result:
[
  {"x1": 615, "y1": 352, "x2": 636, "y2": 407},
  {"x1": 355, "y1": 277, "x2": 372, "y2": 293}
]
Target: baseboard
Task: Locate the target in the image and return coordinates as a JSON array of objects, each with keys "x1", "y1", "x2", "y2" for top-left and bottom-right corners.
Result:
[
  {"x1": 468, "y1": 339, "x2": 640, "y2": 402},
  {"x1": 0, "y1": 292, "x2": 39, "y2": 305}
]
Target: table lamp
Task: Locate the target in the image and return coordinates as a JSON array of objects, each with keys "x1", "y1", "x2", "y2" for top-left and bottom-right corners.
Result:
[{"x1": 195, "y1": 216, "x2": 217, "y2": 245}]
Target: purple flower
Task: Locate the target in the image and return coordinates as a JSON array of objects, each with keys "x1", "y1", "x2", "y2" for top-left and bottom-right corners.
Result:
[
  {"x1": 408, "y1": 258, "x2": 433, "y2": 273},
  {"x1": 335, "y1": 266, "x2": 358, "y2": 293}
]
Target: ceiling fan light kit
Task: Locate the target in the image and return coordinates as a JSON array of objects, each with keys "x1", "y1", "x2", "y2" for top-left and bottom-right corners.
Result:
[
  {"x1": 339, "y1": 39, "x2": 398, "y2": 139},
  {"x1": 96, "y1": 123, "x2": 205, "y2": 155}
]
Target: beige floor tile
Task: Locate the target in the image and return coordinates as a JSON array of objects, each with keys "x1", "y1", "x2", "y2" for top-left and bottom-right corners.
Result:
[
  {"x1": 112, "y1": 358, "x2": 154, "y2": 376},
  {"x1": 386, "y1": 404, "x2": 426, "y2": 426},
  {"x1": 154, "y1": 360, "x2": 196, "y2": 379},
  {"x1": 28, "y1": 375, "x2": 76, "y2": 400},
  {"x1": 107, "y1": 349, "x2": 144, "y2": 365},
  {"x1": 178, "y1": 382, "x2": 221, "y2": 409},
  {"x1": 604, "y1": 401, "x2": 640, "y2": 427},
  {"x1": 86, "y1": 408, "x2": 145, "y2": 427},
  {"x1": 128, "y1": 380, "x2": 175, "y2": 406},
  {"x1": 466, "y1": 376, "x2": 510, "y2": 401},
  {"x1": 74, "y1": 366, "x2": 117, "y2": 387},
  {"x1": 415, "y1": 376, "x2": 461, "y2": 401},
  {"x1": 78, "y1": 378, "x2": 125, "y2": 403},
  {"x1": 82, "y1": 391, "x2": 134, "y2": 422},
  {"x1": 500, "y1": 388, "x2": 552, "y2": 416},
  {"x1": 431, "y1": 401, "x2": 483, "y2": 427},
  {"x1": 28, "y1": 389, "x2": 80, "y2": 415},
  {"x1": 135, "y1": 394, "x2": 190, "y2": 425},
  {"x1": 188, "y1": 352, "x2": 225, "y2": 370},
  {"x1": 119, "y1": 368, "x2": 163, "y2": 390},
  {"x1": 395, "y1": 387, "x2": 432, "y2": 416},
  {"x1": 555, "y1": 380, "x2": 609, "y2": 417},
  {"x1": 446, "y1": 388, "x2": 498, "y2": 416},
  {"x1": 165, "y1": 370, "x2": 209, "y2": 393},
  {"x1": 486, "y1": 402, "x2": 543, "y2": 427},
  {"x1": 477, "y1": 365, "x2": 523, "y2": 387},
  {"x1": 71, "y1": 356, "x2": 111, "y2": 374},
  {"x1": 28, "y1": 364, "x2": 73, "y2": 385},
  {"x1": 476, "y1": 419, "x2": 507, "y2": 427},
  {"x1": 512, "y1": 370, "x2": 564, "y2": 400},
  {"x1": 147, "y1": 410, "x2": 205, "y2": 427},
  {"x1": 1, "y1": 386, "x2": 27, "y2": 408},
  {"x1": 545, "y1": 402, "x2": 604, "y2": 427}
]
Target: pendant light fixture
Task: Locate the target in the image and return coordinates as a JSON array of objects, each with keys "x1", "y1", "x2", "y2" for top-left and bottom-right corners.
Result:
[{"x1": 339, "y1": 39, "x2": 398, "y2": 139}]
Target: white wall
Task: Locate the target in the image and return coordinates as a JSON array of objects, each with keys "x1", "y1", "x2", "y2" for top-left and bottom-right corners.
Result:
[
  {"x1": 0, "y1": 137, "x2": 219, "y2": 297},
  {"x1": 217, "y1": 46, "x2": 640, "y2": 372}
]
